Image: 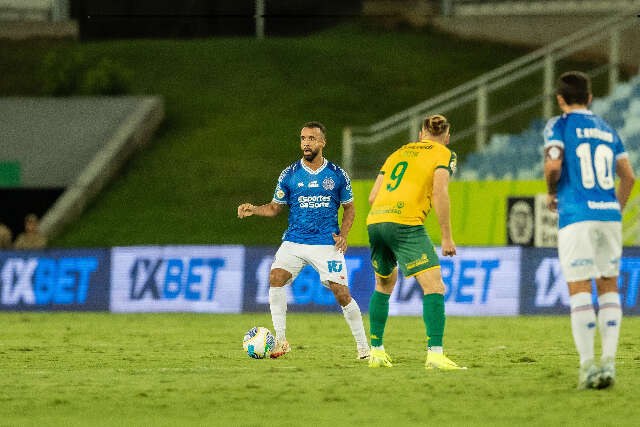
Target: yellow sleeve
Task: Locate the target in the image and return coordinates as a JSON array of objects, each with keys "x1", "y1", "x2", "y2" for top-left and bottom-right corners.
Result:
[{"x1": 435, "y1": 151, "x2": 457, "y2": 176}]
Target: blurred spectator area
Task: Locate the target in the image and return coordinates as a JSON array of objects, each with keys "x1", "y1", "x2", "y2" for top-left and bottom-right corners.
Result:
[
  {"x1": 460, "y1": 73, "x2": 640, "y2": 181},
  {"x1": 0, "y1": 97, "x2": 164, "y2": 241}
]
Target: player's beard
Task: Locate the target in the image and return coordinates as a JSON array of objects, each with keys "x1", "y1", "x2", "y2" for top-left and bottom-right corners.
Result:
[{"x1": 303, "y1": 148, "x2": 319, "y2": 162}]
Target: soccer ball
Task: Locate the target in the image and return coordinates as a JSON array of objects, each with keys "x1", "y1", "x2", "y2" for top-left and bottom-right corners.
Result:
[{"x1": 243, "y1": 326, "x2": 275, "y2": 359}]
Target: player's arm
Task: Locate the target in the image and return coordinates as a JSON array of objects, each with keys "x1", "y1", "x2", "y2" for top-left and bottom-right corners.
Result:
[
  {"x1": 237, "y1": 201, "x2": 283, "y2": 218},
  {"x1": 544, "y1": 145, "x2": 564, "y2": 212},
  {"x1": 432, "y1": 168, "x2": 456, "y2": 257},
  {"x1": 616, "y1": 157, "x2": 636, "y2": 211},
  {"x1": 333, "y1": 201, "x2": 354, "y2": 253},
  {"x1": 368, "y1": 174, "x2": 384, "y2": 205}
]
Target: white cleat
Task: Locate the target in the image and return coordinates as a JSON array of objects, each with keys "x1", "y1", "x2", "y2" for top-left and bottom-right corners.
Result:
[
  {"x1": 577, "y1": 359, "x2": 600, "y2": 390},
  {"x1": 357, "y1": 347, "x2": 371, "y2": 360},
  {"x1": 270, "y1": 340, "x2": 291, "y2": 359},
  {"x1": 598, "y1": 357, "x2": 615, "y2": 389}
]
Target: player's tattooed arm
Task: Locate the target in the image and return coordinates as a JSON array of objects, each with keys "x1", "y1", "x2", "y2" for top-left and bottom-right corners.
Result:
[
  {"x1": 544, "y1": 145, "x2": 563, "y2": 212},
  {"x1": 433, "y1": 169, "x2": 456, "y2": 257},
  {"x1": 237, "y1": 201, "x2": 283, "y2": 218},
  {"x1": 333, "y1": 202, "x2": 355, "y2": 253}
]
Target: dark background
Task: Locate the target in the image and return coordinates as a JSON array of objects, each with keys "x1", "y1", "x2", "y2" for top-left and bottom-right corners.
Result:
[
  {"x1": 0, "y1": 189, "x2": 64, "y2": 240},
  {"x1": 70, "y1": 0, "x2": 363, "y2": 39}
]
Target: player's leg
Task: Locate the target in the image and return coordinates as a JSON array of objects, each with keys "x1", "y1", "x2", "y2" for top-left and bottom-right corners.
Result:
[
  {"x1": 559, "y1": 222, "x2": 599, "y2": 388},
  {"x1": 310, "y1": 244, "x2": 369, "y2": 359},
  {"x1": 595, "y1": 276, "x2": 621, "y2": 388},
  {"x1": 367, "y1": 270, "x2": 396, "y2": 367},
  {"x1": 393, "y1": 224, "x2": 464, "y2": 370},
  {"x1": 269, "y1": 242, "x2": 305, "y2": 358},
  {"x1": 413, "y1": 268, "x2": 465, "y2": 370},
  {"x1": 366, "y1": 223, "x2": 397, "y2": 367},
  {"x1": 567, "y1": 280, "x2": 599, "y2": 388},
  {"x1": 593, "y1": 221, "x2": 623, "y2": 388},
  {"x1": 327, "y1": 280, "x2": 369, "y2": 359}
]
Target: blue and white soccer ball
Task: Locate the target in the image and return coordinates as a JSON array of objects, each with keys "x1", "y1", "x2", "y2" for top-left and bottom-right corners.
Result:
[{"x1": 243, "y1": 326, "x2": 275, "y2": 359}]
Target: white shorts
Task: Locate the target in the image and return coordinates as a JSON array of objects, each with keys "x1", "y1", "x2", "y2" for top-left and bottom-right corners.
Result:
[
  {"x1": 558, "y1": 221, "x2": 622, "y2": 282},
  {"x1": 271, "y1": 241, "x2": 348, "y2": 287}
]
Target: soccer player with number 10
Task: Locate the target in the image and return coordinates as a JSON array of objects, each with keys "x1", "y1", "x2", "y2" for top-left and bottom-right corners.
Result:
[{"x1": 544, "y1": 71, "x2": 635, "y2": 389}]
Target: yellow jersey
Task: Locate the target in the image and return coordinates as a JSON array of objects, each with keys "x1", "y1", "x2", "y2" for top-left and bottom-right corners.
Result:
[{"x1": 366, "y1": 140, "x2": 456, "y2": 226}]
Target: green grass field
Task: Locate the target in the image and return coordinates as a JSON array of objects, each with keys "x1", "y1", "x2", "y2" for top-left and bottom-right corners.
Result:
[{"x1": 2, "y1": 313, "x2": 639, "y2": 426}]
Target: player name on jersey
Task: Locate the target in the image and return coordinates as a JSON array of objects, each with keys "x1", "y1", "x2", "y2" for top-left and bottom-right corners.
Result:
[{"x1": 576, "y1": 127, "x2": 613, "y2": 142}]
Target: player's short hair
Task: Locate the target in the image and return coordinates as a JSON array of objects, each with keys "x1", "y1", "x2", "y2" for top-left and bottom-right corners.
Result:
[
  {"x1": 422, "y1": 114, "x2": 450, "y2": 137},
  {"x1": 302, "y1": 121, "x2": 326, "y2": 139},
  {"x1": 557, "y1": 71, "x2": 591, "y2": 105}
]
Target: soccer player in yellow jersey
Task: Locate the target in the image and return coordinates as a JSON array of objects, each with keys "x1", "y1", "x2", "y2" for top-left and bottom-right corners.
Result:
[{"x1": 366, "y1": 114, "x2": 465, "y2": 370}]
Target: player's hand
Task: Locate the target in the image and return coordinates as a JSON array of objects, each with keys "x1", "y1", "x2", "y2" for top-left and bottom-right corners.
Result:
[
  {"x1": 546, "y1": 194, "x2": 558, "y2": 212},
  {"x1": 441, "y1": 238, "x2": 456, "y2": 257},
  {"x1": 237, "y1": 203, "x2": 255, "y2": 218},
  {"x1": 332, "y1": 233, "x2": 347, "y2": 254}
]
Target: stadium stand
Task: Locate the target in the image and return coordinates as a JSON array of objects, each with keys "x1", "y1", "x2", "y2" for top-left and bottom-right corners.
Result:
[
  {"x1": 0, "y1": 97, "x2": 164, "y2": 240},
  {"x1": 459, "y1": 73, "x2": 640, "y2": 181}
]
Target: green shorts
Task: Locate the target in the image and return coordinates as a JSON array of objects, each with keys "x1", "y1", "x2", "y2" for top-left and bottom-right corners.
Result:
[{"x1": 367, "y1": 222, "x2": 440, "y2": 278}]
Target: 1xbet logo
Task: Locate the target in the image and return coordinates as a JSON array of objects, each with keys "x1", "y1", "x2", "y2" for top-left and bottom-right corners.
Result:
[
  {"x1": 1, "y1": 257, "x2": 98, "y2": 305},
  {"x1": 129, "y1": 257, "x2": 225, "y2": 301}
]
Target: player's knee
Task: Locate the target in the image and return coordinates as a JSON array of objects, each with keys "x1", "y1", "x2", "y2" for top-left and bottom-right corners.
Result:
[{"x1": 269, "y1": 268, "x2": 290, "y2": 287}]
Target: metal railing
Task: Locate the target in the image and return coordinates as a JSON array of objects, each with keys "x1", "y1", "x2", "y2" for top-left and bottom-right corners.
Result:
[
  {"x1": 451, "y1": 0, "x2": 640, "y2": 15},
  {"x1": 342, "y1": 12, "x2": 638, "y2": 178}
]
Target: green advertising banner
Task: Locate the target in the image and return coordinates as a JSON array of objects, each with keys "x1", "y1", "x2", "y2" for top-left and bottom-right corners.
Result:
[{"x1": 347, "y1": 180, "x2": 640, "y2": 247}]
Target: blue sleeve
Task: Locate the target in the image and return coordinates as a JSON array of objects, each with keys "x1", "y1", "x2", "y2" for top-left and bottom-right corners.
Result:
[
  {"x1": 272, "y1": 167, "x2": 290, "y2": 204},
  {"x1": 543, "y1": 116, "x2": 564, "y2": 149},
  {"x1": 338, "y1": 168, "x2": 354, "y2": 204}
]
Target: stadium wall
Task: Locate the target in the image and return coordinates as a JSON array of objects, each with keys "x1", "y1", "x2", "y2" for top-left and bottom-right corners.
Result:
[{"x1": 2, "y1": 245, "x2": 640, "y2": 316}]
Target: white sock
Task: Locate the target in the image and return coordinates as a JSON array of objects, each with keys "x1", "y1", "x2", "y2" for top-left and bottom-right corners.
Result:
[
  {"x1": 372, "y1": 345, "x2": 385, "y2": 352},
  {"x1": 598, "y1": 292, "x2": 622, "y2": 360},
  {"x1": 341, "y1": 299, "x2": 368, "y2": 350},
  {"x1": 570, "y1": 292, "x2": 596, "y2": 365},
  {"x1": 269, "y1": 287, "x2": 287, "y2": 341},
  {"x1": 428, "y1": 346, "x2": 443, "y2": 354}
]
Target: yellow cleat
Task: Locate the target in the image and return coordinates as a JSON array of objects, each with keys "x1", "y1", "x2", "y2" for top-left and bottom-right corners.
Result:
[
  {"x1": 425, "y1": 352, "x2": 467, "y2": 370},
  {"x1": 368, "y1": 349, "x2": 393, "y2": 368}
]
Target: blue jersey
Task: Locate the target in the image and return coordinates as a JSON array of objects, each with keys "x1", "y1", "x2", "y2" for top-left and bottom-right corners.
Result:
[
  {"x1": 544, "y1": 109, "x2": 628, "y2": 229},
  {"x1": 272, "y1": 158, "x2": 354, "y2": 245}
]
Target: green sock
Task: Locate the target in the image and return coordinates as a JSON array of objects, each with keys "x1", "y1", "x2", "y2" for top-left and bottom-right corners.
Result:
[
  {"x1": 423, "y1": 293, "x2": 445, "y2": 348},
  {"x1": 369, "y1": 291, "x2": 390, "y2": 347}
]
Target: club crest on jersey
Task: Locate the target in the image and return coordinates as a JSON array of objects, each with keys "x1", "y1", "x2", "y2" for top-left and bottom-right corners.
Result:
[{"x1": 322, "y1": 177, "x2": 335, "y2": 190}]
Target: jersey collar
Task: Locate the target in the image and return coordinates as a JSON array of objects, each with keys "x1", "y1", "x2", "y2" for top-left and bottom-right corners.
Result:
[
  {"x1": 300, "y1": 157, "x2": 327, "y2": 175},
  {"x1": 565, "y1": 108, "x2": 593, "y2": 116}
]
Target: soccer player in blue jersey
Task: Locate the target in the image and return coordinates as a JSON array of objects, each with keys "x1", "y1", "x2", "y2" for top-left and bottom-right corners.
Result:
[
  {"x1": 237, "y1": 122, "x2": 370, "y2": 360},
  {"x1": 544, "y1": 71, "x2": 636, "y2": 389}
]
